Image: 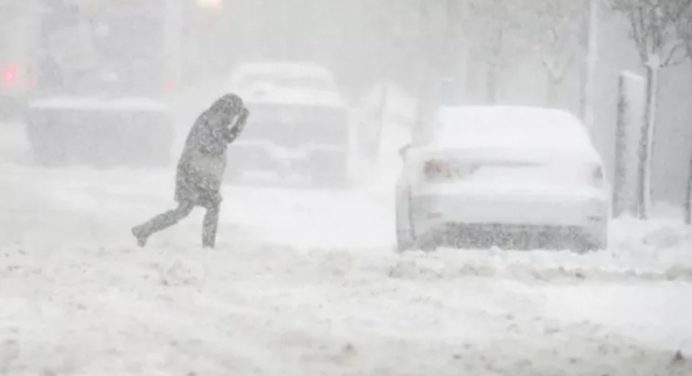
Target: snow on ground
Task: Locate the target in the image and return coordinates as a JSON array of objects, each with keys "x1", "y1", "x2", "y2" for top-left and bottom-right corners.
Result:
[{"x1": 2, "y1": 141, "x2": 692, "y2": 374}]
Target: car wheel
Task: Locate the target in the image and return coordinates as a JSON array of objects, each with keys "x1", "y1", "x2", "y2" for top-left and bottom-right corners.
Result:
[
  {"x1": 396, "y1": 234, "x2": 415, "y2": 253},
  {"x1": 573, "y1": 235, "x2": 607, "y2": 253},
  {"x1": 396, "y1": 236, "x2": 438, "y2": 253},
  {"x1": 419, "y1": 241, "x2": 438, "y2": 252}
]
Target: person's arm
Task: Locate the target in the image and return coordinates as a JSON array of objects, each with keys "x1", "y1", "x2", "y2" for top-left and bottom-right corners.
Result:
[
  {"x1": 195, "y1": 113, "x2": 227, "y2": 156},
  {"x1": 224, "y1": 108, "x2": 250, "y2": 144}
]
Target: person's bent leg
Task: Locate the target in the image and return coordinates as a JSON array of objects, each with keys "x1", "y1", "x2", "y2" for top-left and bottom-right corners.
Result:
[
  {"x1": 202, "y1": 204, "x2": 220, "y2": 248},
  {"x1": 132, "y1": 201, "x2": 195, "y2": 246}
]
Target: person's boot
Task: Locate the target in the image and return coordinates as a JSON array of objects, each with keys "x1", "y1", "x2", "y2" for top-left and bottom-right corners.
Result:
[
  {"x1": 202, "y1": 208, "x2": 219, "y2": 249},
  {"x1": 131, "y1": 225, "x2": 148, "y2": 247},
  {"x1": 202, "y1": 238, "x2": 215, "y2": 248}
]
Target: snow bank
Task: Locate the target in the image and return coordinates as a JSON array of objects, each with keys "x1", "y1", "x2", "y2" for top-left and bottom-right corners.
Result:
[
  {"x1": 1, "y1": 161, "x2": 692, "y2": 375},
  {"x1": 390, "y1": 216, "x2": 692, "y2": 283}
]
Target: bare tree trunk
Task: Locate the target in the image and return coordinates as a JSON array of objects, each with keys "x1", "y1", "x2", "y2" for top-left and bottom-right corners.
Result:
[
  {"x1": 636, "y1": 63, "x2": 658, "y2": 219},
  {"x1": 686, "y1": 150, "x2": 692, "y2": 225},
  {"x1": 613, "y1": 71, "x2": 645, "y2": 217}
]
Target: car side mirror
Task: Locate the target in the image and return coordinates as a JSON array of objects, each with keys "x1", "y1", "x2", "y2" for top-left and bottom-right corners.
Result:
[{"x1": 398, "y1": 143, "x2": 411, "y2": 159}]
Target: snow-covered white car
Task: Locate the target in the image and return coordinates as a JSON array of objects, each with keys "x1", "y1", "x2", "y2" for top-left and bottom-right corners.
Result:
[
  {"x1": 396, "y1": 106, "x2": 610, "y2": 252},
  {"x1": 226, "y1": 62, "x2": 352, "y2": 185}
]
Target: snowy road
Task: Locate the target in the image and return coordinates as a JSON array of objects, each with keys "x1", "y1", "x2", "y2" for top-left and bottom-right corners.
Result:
[{"x1": 2, "y1": 150, "x2": 692, "y2": 374}]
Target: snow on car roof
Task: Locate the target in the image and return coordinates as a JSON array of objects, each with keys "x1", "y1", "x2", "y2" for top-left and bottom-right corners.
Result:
[
  {"x1": 28, "y1": 96, "x2": 171, "y2": 112},
  {"x1": 427, "y1": 106, "x2": 599, "y2": 160},
  {"x1": 242, "y1": 89, "x2": 346, "y2": 108},
  {"x1": 228, "y1": 61, "x2": 345, "y2": 107}
]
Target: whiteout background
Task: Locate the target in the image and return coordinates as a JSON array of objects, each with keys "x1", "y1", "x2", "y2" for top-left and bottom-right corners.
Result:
[{"x1": 2, "y1": 1, "x2": 692, "y2": 374}]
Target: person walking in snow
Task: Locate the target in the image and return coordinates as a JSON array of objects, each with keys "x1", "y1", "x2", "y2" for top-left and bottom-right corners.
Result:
[{"x1": 132, "y1": 93, "x2": 250, "y2": 248}]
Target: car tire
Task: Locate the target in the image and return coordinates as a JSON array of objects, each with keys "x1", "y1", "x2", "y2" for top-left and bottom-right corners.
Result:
[
  {"x1": 573, "y1": 235, "x2": 607, "y2": 253},
  {"x1": 396, "y1": 232, "x2": 440, "y2": 253},
  {"x1": 396, "y1": 235, "x2": 414, "y2": 253},
  {"x1": 418, "y1": 236, "x2": 440, "y2": 252}
]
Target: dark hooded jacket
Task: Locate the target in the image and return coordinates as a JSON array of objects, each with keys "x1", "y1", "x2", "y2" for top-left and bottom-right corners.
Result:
[{"x1": 174, "y1": 94, "x2": 247, "y2": 207}]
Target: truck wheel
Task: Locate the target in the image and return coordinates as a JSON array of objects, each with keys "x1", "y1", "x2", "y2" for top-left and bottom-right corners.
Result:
[
  {"x1": 573, "y1": 235, "x2": 607, "y2": 253},
  {"x1": 396, "y1": 223, "x2": 438, "y2": 252},
  {"x1": 396, "y1": 232, "x2": 415, "y2": 253}
]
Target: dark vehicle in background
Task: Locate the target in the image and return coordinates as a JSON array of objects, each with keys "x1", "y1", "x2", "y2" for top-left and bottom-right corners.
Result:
[
  {"x1": 25, "y1": 0, "x2": 181, "y2": 167},
  {"x1": 0, "y1": 2, "x2": 37, "y2": 118},
  {"x1": 226, "y1": 62, "x2": 353, "y2": 185}
]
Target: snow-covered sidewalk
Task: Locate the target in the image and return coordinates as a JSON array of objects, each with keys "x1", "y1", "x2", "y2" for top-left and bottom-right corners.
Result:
[{"x1": 1, "y1": 161, "x2": 691, "y2": 375}]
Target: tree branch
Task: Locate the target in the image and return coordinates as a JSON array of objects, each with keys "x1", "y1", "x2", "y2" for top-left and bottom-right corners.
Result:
[
  {"x1": 666, "y1": 0, "x2": 692, "y2": 24},
  {"x1": 661, "y1": 41, "x2": 687, "y2": 66}
]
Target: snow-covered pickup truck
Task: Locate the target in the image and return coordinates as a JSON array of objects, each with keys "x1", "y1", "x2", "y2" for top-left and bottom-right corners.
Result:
[{"x1": 226, "y1": 62, "x2": 352, "y2": 186}]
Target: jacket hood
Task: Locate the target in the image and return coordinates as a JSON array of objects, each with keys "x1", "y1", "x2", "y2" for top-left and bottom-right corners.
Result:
[{"x1": 208, "y1": 93, "x2": 244, "y2": 122}]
